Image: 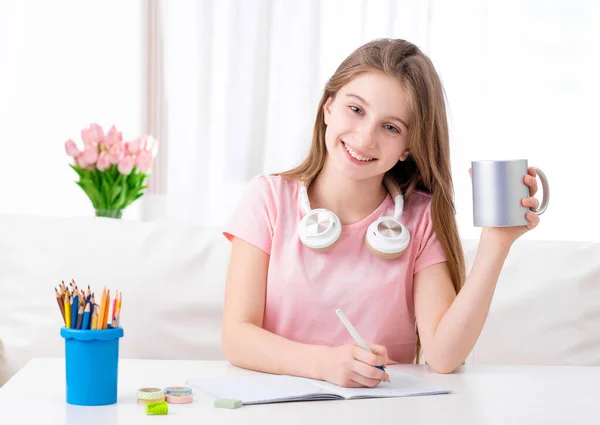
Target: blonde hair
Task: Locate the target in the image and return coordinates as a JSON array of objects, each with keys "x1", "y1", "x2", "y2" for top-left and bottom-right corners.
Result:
[{"x1": 277, "y1": 38, "x2": 466, "y2": 363}]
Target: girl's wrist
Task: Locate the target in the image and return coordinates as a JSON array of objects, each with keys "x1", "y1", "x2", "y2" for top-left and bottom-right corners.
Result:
[
  {"x1": 480, "y1": 228, "x2": 514, "y2": 253},
  {"x1": 309, "y1": 345, "x2": 331, "y2": 381}
]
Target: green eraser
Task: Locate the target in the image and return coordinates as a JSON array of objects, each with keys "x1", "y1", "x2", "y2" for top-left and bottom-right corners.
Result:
[
  {"x1": 146, "y1": 401, "x2": 168, "y2": 415},
  {"x1": 214, "y1": 398, "x2": 242, "y2": 409}
]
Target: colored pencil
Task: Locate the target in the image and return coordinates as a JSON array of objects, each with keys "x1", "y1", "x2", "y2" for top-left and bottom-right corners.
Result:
[
  {"x1": 75, "y1": 305, "x2": 84, "y2": 329},
  {"x1": 115, "y1": 292, "x2": 122, "y2": 327},
  {"x1": 91, "y1": 304, "x2": 99, "y2": 330},
  {"x1": 110, "y1": 295, "x2": 118, "y2": 328},
  {"x1": 102, "y1": 289, "x2": 110, "y2": 329},
  {"x1": 64, "y1": 293, "x2": 71, "y2": 328},
  {"x1": 55, "y1": 287, "x2": 66, "y2": 324},
  {"x1": 54, "y1": 281, "x2": 123, "y2": 330},
  {"x1": 82, "y1": 303, "x2": 91, "y2": 330},
  {"x1": 98, "y1": 287, "x2": 107, "y2": 330},
  {"x1": 71, "y1": 294, "x2": 79, "y2": 329}
]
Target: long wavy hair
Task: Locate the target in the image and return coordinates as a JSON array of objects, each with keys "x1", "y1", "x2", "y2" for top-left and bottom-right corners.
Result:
[{"x1": 277, "y1": 39, "x2": 466, "y2": 363}]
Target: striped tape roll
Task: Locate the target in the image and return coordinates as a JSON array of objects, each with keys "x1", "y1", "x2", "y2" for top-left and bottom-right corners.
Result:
[
  {"x1": 136, "y1": 387, "x2": 165, "y2": 402},
  {"x1": 164, "y1": 386, "x2": 192, "y2": 395},
  {"x1": 166, "y1": 393, "x2": 194, "y2": 404},
  {"x1": 138, "y1": 396, "x2": 165, "y2": 404}
]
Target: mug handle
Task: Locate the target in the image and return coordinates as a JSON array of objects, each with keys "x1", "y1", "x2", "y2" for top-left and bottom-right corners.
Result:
[{"x1": 531, "y1": 167, "x2": 549, "y2": 215}]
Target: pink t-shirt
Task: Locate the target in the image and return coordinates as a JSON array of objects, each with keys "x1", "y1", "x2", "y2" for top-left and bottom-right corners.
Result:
[{"x1": 223, "y1": 174, "x2": 447, "y2": 364}]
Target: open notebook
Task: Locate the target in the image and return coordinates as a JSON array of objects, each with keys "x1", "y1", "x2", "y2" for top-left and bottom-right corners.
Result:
[{"x1": 186, "y1": 371, "x2": 451, "y2": 405}]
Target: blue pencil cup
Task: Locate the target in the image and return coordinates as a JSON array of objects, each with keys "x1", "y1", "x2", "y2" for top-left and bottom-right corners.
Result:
[{"x1": 60, "y1": 327, "x2": 124, "y2": 406}]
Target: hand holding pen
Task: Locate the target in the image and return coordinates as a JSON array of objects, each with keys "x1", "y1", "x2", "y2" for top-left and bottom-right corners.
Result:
[{"x1": 316, "y1": 308, "x2": 390, "y2": 388}]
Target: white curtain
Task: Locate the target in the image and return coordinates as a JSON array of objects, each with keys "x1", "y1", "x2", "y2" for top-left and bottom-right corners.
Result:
[
  {"x1": 159, "y1": 0, "x2": 432, "y2": 226},
  {"x1": 158, "y1": 0, "x2": 600, "y2": 241},
  {"x1": 429, "y1": 0, "x2": 600, "y2": 241},
  {"x1": 1, "y1": 1, "x2": 598, "y2": 242},
  {"x1": 0, "y1": 0, "x2": 145, "y2": 219}
]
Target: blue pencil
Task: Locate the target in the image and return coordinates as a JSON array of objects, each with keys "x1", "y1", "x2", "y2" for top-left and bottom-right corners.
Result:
[
  {"x1": 71, "y1": 294, "x2": 78, "y2": 329},
  {"x1": 81, "y1": 303, "x2": 91, "y2": 330}
]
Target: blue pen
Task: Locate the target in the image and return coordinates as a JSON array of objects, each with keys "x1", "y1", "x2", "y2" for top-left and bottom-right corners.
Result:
[{"x1": 335, "y1": 309, "x2": 390, "y2": 381}]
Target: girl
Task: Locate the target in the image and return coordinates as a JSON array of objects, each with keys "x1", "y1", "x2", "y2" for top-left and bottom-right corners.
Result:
[{"x1": 221, "y1": 39, "x2": 541, "y2": 387}]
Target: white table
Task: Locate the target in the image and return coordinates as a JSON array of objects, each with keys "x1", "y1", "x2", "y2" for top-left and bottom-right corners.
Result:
[{"x1": 0, "y1": 358, "x2": 598, "y2": 424}]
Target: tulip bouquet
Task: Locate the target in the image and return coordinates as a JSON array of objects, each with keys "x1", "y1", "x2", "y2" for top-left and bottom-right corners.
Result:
[{"x1": 65, "y1": 123, "x2": 158, "y2": 218}]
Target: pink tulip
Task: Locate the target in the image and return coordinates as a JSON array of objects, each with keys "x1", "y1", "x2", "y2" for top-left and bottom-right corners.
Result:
[
  {"x1": 65, "y1": 139, "x2": 80, "y2": 157},
  {"x1": 104, "y1": 125, "x2": 122, "y2": 148},
  {"x1": 81, "y1": 128, "x2": 93, "y2": 146},
  {"x1": 107, "y1": 143, "x2": 124, "y2": 164},
  {"x1": 81, "y1": 146, "x2": 99, "y2": 165},
  {"x1": 118, "y1": 155, "x2": 135, "y2": 175},
  {"x1": 136, "y1": 150, "x2": 153, "y2": 174},
  {"x1": 96, "y1": 153, "x2": 111, "y2": 171},
  {"x1": 90, "y1": 123, "x2": 105, "y2": 143},
  {"x1": 82, "y1": 123, "x2": 105, "y2": 146},
  {"x1": 75, "y1": 152, "x2": 88, "y2": 168},
  {"x1": 125, "y1": 138, "x2": 141, "y2": 155}
]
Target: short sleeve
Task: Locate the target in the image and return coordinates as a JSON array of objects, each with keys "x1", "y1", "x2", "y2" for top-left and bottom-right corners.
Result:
[
  {"x1": 223, "y1": 175, "x2": 277, "y2": 255},
  {"x1": 413, "y1": 202, "x2": 448, "y2": 274}
]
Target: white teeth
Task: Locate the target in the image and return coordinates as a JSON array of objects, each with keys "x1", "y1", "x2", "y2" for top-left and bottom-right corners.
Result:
[{"x1": 344, "y1": 142, "x2": 374, "y2": 161}]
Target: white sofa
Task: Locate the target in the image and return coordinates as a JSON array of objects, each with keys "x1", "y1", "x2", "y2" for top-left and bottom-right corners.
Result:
[{"x1": 1, "y1": 214, "x2": 599, "y2": 387}]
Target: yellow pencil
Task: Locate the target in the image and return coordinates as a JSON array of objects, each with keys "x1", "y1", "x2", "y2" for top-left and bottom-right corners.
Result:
[
  {"x1": 64, "y1": 293, "x2": 71, "y2": 328},
  {"x1": 91, "y1": 304, "x2": 99, "y2": 330}
]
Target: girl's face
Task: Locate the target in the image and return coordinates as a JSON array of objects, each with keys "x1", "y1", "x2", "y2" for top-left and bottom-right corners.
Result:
[{"x1": 323, "y1": 71, "x2": 410, "y2": 182}]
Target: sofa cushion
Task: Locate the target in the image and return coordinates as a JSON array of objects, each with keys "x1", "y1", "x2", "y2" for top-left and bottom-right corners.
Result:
[
  {"x1": 0, "y1": 214, "x2": 231, "y2": 386},
  {"x1": 1, "y1": 214, "x2": 599, "y2": 387},
  {"x1": 462, "y1": 239, "x2": 600, "y2": 366}
]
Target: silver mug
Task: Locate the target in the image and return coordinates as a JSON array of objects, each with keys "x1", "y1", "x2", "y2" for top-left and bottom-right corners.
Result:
[{"x1": 472, "y1": 159, "x2": 550, "y2": 227}]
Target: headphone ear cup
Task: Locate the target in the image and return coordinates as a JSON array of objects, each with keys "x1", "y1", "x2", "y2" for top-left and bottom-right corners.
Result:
[
  {"x1": 365, "y1": 217, "x2": 410, "y2": 259},
  {"x1": 298, "y1": 208, "x2": 342, "y2": 252}
]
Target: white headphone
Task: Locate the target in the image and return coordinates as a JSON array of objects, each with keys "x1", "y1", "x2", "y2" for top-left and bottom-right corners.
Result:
[{"x1": 297, "y1": 176, "x2": 410, "y2": 259}]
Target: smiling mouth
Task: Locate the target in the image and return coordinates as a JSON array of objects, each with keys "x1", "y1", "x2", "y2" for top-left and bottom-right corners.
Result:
[{"x1": 342, "y1": 141, "x2": 376, "y2": 162}]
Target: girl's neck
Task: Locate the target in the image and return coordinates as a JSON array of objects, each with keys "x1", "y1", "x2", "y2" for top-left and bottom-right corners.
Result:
[{"x1": 308, "y1": 162, "x2": 388, "y2": 225}]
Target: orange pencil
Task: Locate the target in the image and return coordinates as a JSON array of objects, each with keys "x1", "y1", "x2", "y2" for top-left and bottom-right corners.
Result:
[
  {"x1": 110, "y1": 295, "x2": 118, "y2": 327},
  {"x1": 112, "y1": 292, "x2": 122, "y2": 328},
  {"x1": 97, "y1": 287, "x2": 107, "y2": 331},
  {"x1": 102, "y1": 289, "x2": 111, "y2": 329}
]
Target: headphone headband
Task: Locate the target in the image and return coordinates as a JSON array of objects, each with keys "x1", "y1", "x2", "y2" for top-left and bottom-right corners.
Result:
[
  {"x1": 297, "y1": 175, "x2": 410, "y2": 259},
  {"x1": 299, "y1": 176, "x2": 404, "y2": 218},
  {"x1": 382, "y1": 176, "x2": 404, "y2": 220}
]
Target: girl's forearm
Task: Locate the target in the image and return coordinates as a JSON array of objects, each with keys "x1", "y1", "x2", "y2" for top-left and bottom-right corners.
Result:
[
  {"x1": 427, "y1": 230, "x2": 511, "y2": 372},
  {"x1": 222, "y1": 322, "x2": 328, "y2": 379}
]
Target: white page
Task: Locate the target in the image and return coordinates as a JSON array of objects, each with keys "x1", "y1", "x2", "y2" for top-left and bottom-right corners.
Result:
[
  {"x1": 305, "y1": 370, "x2": 452, "y2": 399},
  {"x1": 186, "y1": 374, "x2": 339, "y2": 404}
]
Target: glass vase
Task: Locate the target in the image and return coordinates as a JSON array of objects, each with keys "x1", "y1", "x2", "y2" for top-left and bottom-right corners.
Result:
[{"x1": 95, "y1": 208, "x2": 123, "y2": 219}]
